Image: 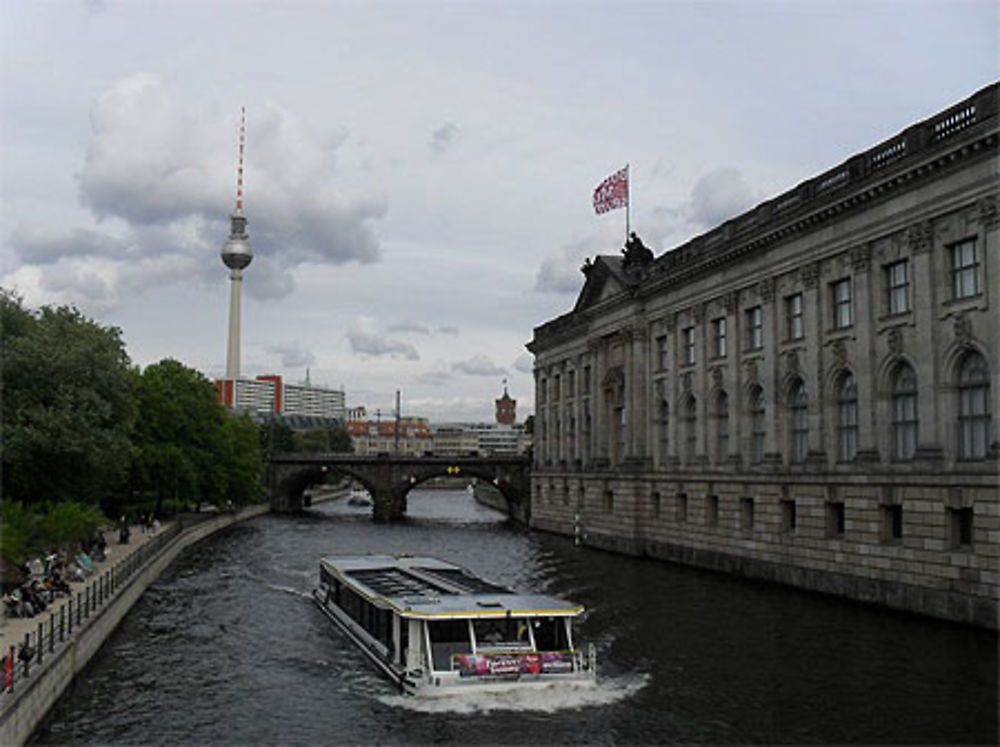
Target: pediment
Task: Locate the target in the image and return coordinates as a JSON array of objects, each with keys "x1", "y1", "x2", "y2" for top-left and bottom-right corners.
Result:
[{"x1": 573, "y1": 256, "x2": 626, "y2": 313}]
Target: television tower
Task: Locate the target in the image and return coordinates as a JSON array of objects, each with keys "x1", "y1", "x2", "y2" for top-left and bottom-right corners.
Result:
[{"x1": 221, "y1": 107, "x2": 253, "y2": 404}]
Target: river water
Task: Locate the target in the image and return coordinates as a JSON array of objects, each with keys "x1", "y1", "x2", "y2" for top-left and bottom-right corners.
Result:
[{"x1": 31, "y1": 489, "x2": 997, "y2": 745}]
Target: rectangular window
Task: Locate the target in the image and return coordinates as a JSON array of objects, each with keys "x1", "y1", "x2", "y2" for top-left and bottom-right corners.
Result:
[
  {"x1": 951, "y1": 239, "x2": 981, "y2": 299},
  {"x1": 832, "y1": 279, "x2": 852, "y2": 329},
  {"x1": 676, "y1": 492, "x2": 688, "y2": 522},
  {"x1": 539, "y1": 379, "x2": 547, "y2": 404},
  {"x1": 781, "y1": 499, "x2": 797, "y2": 533},
  {"x1": 881, "y1": 504, "x2": 903, "y2": 543},
  {"x1": 712, "y1": 317, "x2": 727, "y2": 358},
  {"x1": 826, "y1": 501, "x2": 845, "y2": 538},
  {"x1": 948, "y1": 507, "x2": 974, "y2": 548},
  {"x1": 746, "y1": 306, "x2": 763, "y2": 349},
  {"x1": 886, "y1": 260, "x2": 910, "y2": 315},
  {"x1": 567, "y1": 370, "x2": 576, "y2": 397},
  {"x1": 740, "y1": 497, "x2": 755, "y2": 531},
  {"x1": 603, "y1": 489, "x2": 614, "y2": 514},
  {"x1": 705, "y1": 494, "x2": 719, "y2": 526},
  {"x1": 786, "y1": 293, "x2": 804, "y2": 340},
  {"x1": 682, "y1": 327, "x2": 695, "y2": 365},
  {"x1": 614, "y1": 407, "x2": 626, "y2": 461},
  {"x1": 651, "y1": 491, "x2": 661, "y2": 518},
  {"x1": 553, "y1": 375, "x2": 561, "y2": 401},
  {"x1": 583, "y1": 366, "x2": 591, "y2": 391},
  {"x1": 656, "y1": 335, "x2": 669, "y2": 371}
]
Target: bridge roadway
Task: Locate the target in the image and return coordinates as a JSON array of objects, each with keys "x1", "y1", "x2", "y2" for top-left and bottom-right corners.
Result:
[{"x1": 267, "y1": 452, "x2": 531, "y2": 522}]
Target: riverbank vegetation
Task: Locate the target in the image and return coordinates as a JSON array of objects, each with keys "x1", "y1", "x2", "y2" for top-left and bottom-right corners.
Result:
[{"x1": 0, "y1": 291, "x2": 264, "y2": 564}]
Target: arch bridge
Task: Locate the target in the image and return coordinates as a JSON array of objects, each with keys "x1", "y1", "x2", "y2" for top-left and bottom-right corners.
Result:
[{"x1": 267, "y1": 453, "x2": 531, "y2": 522}]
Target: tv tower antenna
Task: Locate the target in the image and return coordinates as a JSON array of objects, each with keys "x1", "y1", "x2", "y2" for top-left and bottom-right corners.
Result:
[{"x1": 221, "y1": 107, "x2": 253, "y2": 406}]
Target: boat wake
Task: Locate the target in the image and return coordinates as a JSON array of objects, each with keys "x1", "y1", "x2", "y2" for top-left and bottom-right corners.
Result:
[
  {"x1": 376, "y1": 672, "x2": 649, "y2": 714},
  {"x1": 266, "y1": 583, "x2": 312, "y2": 599}
]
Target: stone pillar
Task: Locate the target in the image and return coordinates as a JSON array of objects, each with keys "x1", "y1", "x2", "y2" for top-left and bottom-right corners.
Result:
[
  {"x1": 758, "y1": 277, "x2": 780, "y2": 462},
  {"x1": 851, "y1": 244, "x2": 878, "y2": 461},
  {"x1": 907, "y1": 221, "x2": 941, "y2": 458},
  {"x1": 800, "y1": 263, "x2": 823, "y2": 460},
  {"x1": 629, "y1": 323, "x2": 648, "y2": 461},
  {"x1": 594, "y1": 337, "x2": 609, "y2": 462}
]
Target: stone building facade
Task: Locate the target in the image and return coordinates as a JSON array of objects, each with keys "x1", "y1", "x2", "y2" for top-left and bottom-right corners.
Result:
[{"x1": 527, "y1": 84, "x2": 999, "y2": 628}]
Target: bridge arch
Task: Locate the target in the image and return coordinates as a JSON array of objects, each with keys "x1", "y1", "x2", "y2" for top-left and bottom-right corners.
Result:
[{"x1": 268, "y1": 453, "x2": 531, "y2": 522}]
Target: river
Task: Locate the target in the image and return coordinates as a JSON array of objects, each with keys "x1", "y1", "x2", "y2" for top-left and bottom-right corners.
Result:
[{"x1": 31, "y1": 489, "x2": 998, "y2": 745}]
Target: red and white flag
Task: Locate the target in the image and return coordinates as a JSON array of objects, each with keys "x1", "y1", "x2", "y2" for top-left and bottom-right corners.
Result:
[{"x1": 593, "y1": 166, "x2": 628, "y2": 214}]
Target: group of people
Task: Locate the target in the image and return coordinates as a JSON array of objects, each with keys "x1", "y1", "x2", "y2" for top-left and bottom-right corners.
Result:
[{"x1": 2, "y1": 536, "x2": 110, "y2": 620}]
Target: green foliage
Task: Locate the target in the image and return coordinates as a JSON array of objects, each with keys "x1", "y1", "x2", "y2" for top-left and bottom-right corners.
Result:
[
  {"x1": 328, "y1": 422, "x2": 354, "y2": 453},
  {"x1": 132, "y1": 358, "x2": 263, "y2": 512},
  {"x1": 0, "y1": 501, "x2": 38, "y2": 565},
  {"x1": 37, "y1": 502, "x2": 108, "y2": 552},
  {"x1": 221, "y1": 413, "x2": 264, "y2": 507},
  {"x1": 524, "y1": 414, "x2": 534, "y2": 435},
  {"x1": 1, "y1": 289, "x2": 134, "y2": 507},
  {"x1": 0, "y1": 501, "x2": 107, "y2": 564}
]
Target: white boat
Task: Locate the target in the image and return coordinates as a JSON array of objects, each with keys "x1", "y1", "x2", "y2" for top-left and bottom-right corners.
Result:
[
  {"x1": 312, "y1": 554, "x2": 596, "y2": 696},
  {"x1": 347, "y1": 486, "x2": 372, "y2": 507}
]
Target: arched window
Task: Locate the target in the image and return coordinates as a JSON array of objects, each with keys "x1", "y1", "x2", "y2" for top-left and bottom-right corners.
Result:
[
  {"x1": 958, "y1": 352, "x2": 991, "y2": 459},
  {"x1": 891, "y1": 364, "x2": 918, "y2": 460},
  {"x1": 684, "y1": 395, "x2": 697, "y2": 462},
  {"x1": 837, "y1": 373, "x2": 858, "y2": 462},
  {"x1": 715, "y1": 391, "x2": 729, "y2": 463},
  {"x1": 789, "y1": 379, "x2": 808, "y2": 463},
  {"x1": 659, "y1": 399, "x2": 670, "y2": 463},
  {"x1": 750, "y1": 386, "x2": 765, "y2": 464}
]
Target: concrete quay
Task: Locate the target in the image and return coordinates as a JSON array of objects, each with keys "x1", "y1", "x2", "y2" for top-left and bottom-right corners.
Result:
[{"x1": 0, "y1": 504, "x2": 269, "y2": 746}]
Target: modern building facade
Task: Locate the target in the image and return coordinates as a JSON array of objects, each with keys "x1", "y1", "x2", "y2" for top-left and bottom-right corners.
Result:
[
  {"x1": 216, "y1": 374, "x2": 346, "y2": 420},
  {"x1": 527, "y1": 84, "x2": 998, "y2": 627}
]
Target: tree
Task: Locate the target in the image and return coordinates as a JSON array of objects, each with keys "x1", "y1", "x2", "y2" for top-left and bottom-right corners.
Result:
[
  {"x1": 328, "y1": 422, "x2": 354, "y2": 453},
  {"x1": 1, "y1": 290, "x2": 134, "y2": 508},
  {"x1": 524, "y1": 414, "x2": 534, "y2": 435},
  {"x1": 221, "y1": 413, "x2": 264, "y2": 507}
]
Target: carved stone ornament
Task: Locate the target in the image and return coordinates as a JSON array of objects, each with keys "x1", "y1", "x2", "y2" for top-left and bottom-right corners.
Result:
[
  {"x1": 953, "y1": 312, "x2": 972, "y2": 345},
  {"x1": 800, "y1": 262, "x2": 820, "y2": 290},
  {"x1": 665, "y1": 312, "x2": 677, "y2": 332},
  {"x1": 979, "y1": 195, "x2": 999, "y2": 230},
  {"x1": 785, "y1": 349, "x2": 800, "y2": 375},
  {"x1": 711, "y1": 366, "x2": 724, "y2": 388},
  {"x1": 757, "y1": 277, "x2": 775, "y2": 303},
  {"x1": 723, "y1": 290, "x2": 739, "y2": 313},
  {"x1": 682, "y1": 371, "x2": 693, "y2": 393},
  {"x1": 743, "y1": 358, "x2": 759, "y2": 385},
  {"x1": 655, "y1": 379, "x2": 665, "y2": 398},
  {"x1": 887, "y1": 327, "x2": 903, "y2": 355},
  {"x1": 850, "y1": 243, "x2": 872, "y2": 273},
  {"x1": 906, "y1": 220, "x2": 933, "y2": 254},
  {"x1": 692, "y1": 303, "x2": 706, "y2": 324},
  {"x1": 832, "y1": 339, "x2": 848, "y2": 367}
]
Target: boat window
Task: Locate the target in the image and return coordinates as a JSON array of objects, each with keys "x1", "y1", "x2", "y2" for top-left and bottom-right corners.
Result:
[
  {"x1": 531, "y1": 617, "x2": 570, "y2": 651},
  {"x1": 473, "y1": 617, "x2": 532, "y2": 650},
  {"x1": 427, "y1": 619, "x2": 472, "y2": 672}
]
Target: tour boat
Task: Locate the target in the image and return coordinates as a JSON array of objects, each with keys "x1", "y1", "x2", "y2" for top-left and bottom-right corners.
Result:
[
  {"x1": 313, "y1": 554, "x2": 596, "y2": 695},
  {"x1": 347, "y1": 485, "x2": 372, "y2": 507}
]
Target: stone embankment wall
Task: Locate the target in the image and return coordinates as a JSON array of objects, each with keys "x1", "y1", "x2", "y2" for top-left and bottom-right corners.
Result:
[
  {"x1": 0, "y1": 505, "x2": 269, "y2": 746},
  {"x1": 530, "y1": 476, "x2": 998, "y2": 629}
]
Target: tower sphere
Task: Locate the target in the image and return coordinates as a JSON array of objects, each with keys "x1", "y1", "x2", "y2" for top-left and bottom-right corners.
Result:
[{"x1": 221, "y1": 211, "x2": 253, "y2": 270}]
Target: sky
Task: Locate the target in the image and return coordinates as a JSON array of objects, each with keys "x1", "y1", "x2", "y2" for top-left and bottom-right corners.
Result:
[{"x1": 2, "y1": 1, "x2": 996, "y2": 422}]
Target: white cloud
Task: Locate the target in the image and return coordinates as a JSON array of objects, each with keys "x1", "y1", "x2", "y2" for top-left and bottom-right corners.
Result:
[
  {"x1": 688, "y1": 167, "x2": 757, "y2": 228},
  {"x1": 513, "y1": 353, "x2": 533, "y2": 374},
  {"x1": 452, "y1": 355, "x2": 506, "y2": 377},
  {"x1": 267, "y1": 341, "x2": 316, "y2": 368},
  {"x1": 346, "y1": 315, "x2": 419, "y2": 360},
  {"x1": 429, "y1": 122, "x2": 459, "y2": 155},
  {"x1": 9, "y1": 73, "x2": 388, "y2": 308},
  {"x1": 388, "y1": 320, "x2": 431, "y2": 335}
]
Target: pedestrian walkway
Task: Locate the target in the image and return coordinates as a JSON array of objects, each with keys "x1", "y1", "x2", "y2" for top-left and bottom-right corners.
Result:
[{"x1": 0, "y1": 522, "x2": 168, "y2": 654}]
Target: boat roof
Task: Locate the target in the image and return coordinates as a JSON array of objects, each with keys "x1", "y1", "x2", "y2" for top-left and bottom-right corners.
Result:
[{"x1": 319, "y1": 554, "x2": 584, "y2": 619}]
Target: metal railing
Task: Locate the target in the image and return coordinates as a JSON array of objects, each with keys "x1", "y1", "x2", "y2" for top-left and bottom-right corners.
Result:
[{"x1": 1, "y1": 522, "x2": 182, "y2": 696}]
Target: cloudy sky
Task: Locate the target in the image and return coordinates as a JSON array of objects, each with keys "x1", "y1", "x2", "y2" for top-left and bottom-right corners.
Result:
[{"x1": 2, "y1": 1, "x2": 996, "y2": 422}]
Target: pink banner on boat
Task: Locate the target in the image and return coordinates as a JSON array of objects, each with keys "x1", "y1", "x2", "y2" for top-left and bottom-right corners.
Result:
[{"x1": 454, "y1": 651, "x2": 576, "y2": 677}]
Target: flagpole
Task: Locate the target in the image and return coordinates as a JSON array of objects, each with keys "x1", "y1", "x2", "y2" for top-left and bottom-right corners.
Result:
[{"x1": 625, "y1": 163, "x2": 630, "y2": 243}]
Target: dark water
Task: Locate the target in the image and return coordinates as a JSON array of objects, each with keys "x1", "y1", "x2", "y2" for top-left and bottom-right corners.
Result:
[{"x1": 32, "y1": 489, "x2": 998, "y2": 745}]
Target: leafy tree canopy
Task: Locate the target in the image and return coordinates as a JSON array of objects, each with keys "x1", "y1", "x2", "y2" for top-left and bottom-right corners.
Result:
[{"x1": 1, "y1": 289, "x2": 134, "y2": 507}]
